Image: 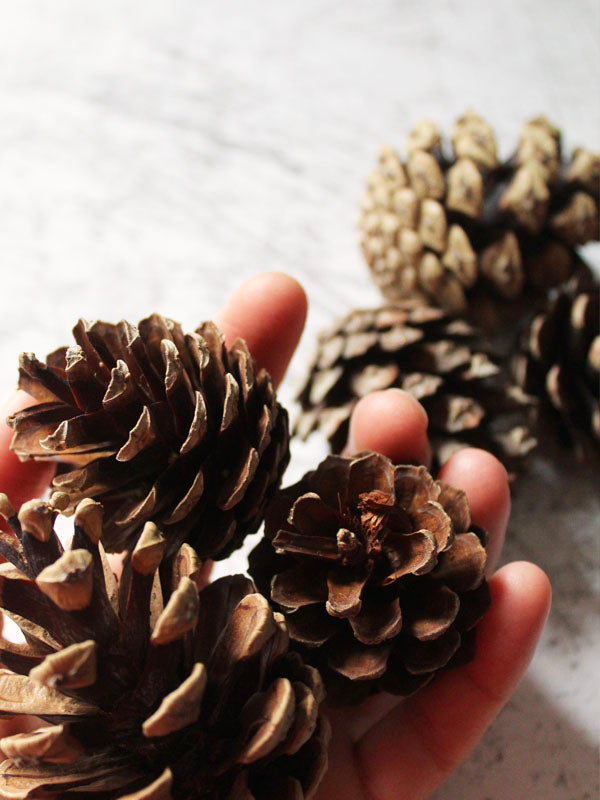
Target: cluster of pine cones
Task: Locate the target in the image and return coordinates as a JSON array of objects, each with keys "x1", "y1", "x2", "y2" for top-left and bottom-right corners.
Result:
[
  {"x1": 1, "y1": 314, "x2": 490, "y2": 798},
  {"x1": 298, "y1": 111, "x2": 600, "y2": 466},
  {"x1": 0, "y1": 112, "x2": 596, "y2": 799}
]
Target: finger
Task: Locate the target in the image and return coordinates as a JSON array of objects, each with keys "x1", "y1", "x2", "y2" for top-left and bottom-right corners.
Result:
[
  {"x1": 355, "y1": 562, "x2": 551, "y2": 800},
  {"x1": 0, "y1": 392, "x2": 56, "y2": 518},
  {"x1": 313, "y1": 708, "x2": 368, "y2": 800},
  {"x1": 345, "y1": 389, "x2": 431, "y2": 466},
  {"x1": 193, "y1": 560, "x2": 213, "y2": 591},
  {"x1": 438, "y1": 447, "x2": 510, "y2": 574},
  {"x1": 215, "y1": 272, "x2": 307, "y2": 388}
]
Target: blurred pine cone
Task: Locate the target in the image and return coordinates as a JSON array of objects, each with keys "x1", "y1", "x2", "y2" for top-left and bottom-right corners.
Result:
[
  {"x1": 359, "y1": 111, "x2": 599, "y2": 323},
  {"x1": 0, "y1": 494, "x2": 329, "y2": 799},
  {"x1": 512, "y1": 273, "x2": 600, "y2": 458},
  {"x1": 7, "y1": 315, "x2": 289, "y2": 559},
  {"x1": 249, "y1": 452, "x2": 491, "y2": 704},
  {"x1": 295, "y1": 304, "x2": 536, "y2": 472}
]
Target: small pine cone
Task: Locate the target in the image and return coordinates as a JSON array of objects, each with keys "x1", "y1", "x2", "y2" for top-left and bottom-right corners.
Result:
[
  {"x1": 0, "y1": 494, "x2": 329, "y2": 800},
  {"x1": 359, "y1": 110, "x2": 599, "y2": 318},
  {"x1": 294, "y1": 304, "x2": 536, "y2": 473},
  {"x1": 7, "y1": 315, "x2": 289, "y2": 559},
  {"x1": 512, "y1": 275, "x2": 600, "y2": 458},
  {"x1": 249, "y1": 452, "x2": 491, "y2": 704}
]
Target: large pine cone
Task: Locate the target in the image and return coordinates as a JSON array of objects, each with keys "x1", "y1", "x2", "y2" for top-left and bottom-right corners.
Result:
[
  {"x1": 359, "y1": 111, "x2": 599, "y2": 321},
  {"x1": 249, "y1": 452, "x2": 491, "y2": 704},
  {"x1": 512, "y1": 274, "x2": 600, "y2": 458},
  {"x1": 0, "y1": 494, "x2": 329, "y2": 800},
  {"x1": 7, "y1": 315, "x2": 289, "y2": 559},
  {"x1": 295, "y1": 304, "x2": 536, "y2": 473}
]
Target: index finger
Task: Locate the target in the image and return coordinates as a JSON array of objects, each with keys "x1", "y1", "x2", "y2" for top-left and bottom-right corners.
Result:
[{"x1": 215, "y1": 272, "x2": 308, "y2": 388}]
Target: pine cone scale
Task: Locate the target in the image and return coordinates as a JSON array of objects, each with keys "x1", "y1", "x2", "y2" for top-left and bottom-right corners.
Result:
[
  {"x1": 433, "y1": 532, "x2": 487, "y2": 592},
  {"x1": 403, "y1": 584, "x2": 460, "y2": 641},
  {"x1": 325, "y1": 561, "x2": 373, "y2": 618},
  {"x1": 348, "y1": 595, "x2": 403, "y2": 645},
  {"x1": 19, "y1": 353, "x2": 82, "y2": 406},
  {"x1": 288, "y1": 493, "x2": 340, "y2": 537},
  {"x1": 407, "y1": 501, "x2": 453, "y2": 550},
  {"x1": 328, "y1": 639, "x2": 392, "y2": 682},
  {"x1": 403, "y1": 626, "x2": 461, "y2": 675},
  {"x1": 284, "y1": 606, "x2": 339, "y2": 648},
  {"x1": 381, "y1": 530, "x2": 438, "y2": 584}
]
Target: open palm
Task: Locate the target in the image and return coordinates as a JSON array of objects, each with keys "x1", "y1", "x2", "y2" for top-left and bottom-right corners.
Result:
[{"x1": 0, "y1": 273, "x2": 550, "y2": 800}]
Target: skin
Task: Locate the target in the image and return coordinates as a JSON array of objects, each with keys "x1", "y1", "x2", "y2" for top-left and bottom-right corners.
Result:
[{"x1": 0, "y1": 272, "x2": 551, "y2": 799}]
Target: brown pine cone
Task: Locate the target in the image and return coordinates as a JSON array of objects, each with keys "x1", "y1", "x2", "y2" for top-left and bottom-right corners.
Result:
[
  {"x1": 512, "y1": 274, "x2": 600, "y2": 458},
  {"x1": 360, "y1": 111, "x2": 599, "y2": 322},
  {"x1": 7, "y1": 315, "x2": 289, "y2": 559},
  {"x1": 249, "y1": 452, "x2": 491, "y2": 704},
  {"x1": 0, "y1": 494, "x2": 329, "y2": 799},
  {"x1": 294, "y1": 304, "x2": 536, "y2": 473}
]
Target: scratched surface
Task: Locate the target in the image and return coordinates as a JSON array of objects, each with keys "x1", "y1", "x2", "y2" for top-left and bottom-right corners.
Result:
[{"x1": 0, "y1": 2, "x2": 598, "y2": 797}]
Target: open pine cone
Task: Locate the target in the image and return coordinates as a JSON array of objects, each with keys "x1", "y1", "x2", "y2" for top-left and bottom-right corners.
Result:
[
  {"x1": 512, "y1": 273, "x2": 600, "y2": 458},
  {"x1": 295, "y1": 304, "x2": 536, "y2": 472},
  {"x1": 7, "y1": 315, "x2": 289, "y2": 559},
  {"x1": 249, "y1": 452, "x2": 491, "y2": 704},
  {"x1": 0, "y1": 494, "x2": 329, "y2": 799},
  {"x1": 359, "y1": 111, "x2": 599, "y2": 323}
]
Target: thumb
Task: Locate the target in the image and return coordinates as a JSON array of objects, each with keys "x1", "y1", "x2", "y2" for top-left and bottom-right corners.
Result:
[{"x1": 0, "y1": 391, "x2": 56, "y2": 518}]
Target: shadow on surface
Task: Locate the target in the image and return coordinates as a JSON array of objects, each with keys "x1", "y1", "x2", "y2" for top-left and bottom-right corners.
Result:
[
  {"x1": 434, "y1": 442, "x2": 599, "y2": 799},
  {"x1": 506, "y1": 445, "x2": 599, "y2": 632},
  {"x1": 432, "y1": 677, "x2": 599, "y2": 800}
]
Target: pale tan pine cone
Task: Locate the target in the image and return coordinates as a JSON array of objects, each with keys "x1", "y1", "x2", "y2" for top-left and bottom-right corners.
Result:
[{"x1": 360, "y1": 111, "x2": 599, "y2": 326}]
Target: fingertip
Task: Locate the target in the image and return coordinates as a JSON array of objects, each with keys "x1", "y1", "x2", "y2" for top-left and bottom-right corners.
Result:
[
  {"x1": 1, "y1": 390, "x2": 38, "y2": 417},
  {"x1": 438, "y1": 447, "x2": 510, "y2": 571},
  {"x1": 215, "y1": 272, "x2": 308, "y2": 387},
  {"x1": 241, "y1": 272, "x2": 307, "y2": 324},
  {"x1": 489, "y1": 561, "x2": 552, "y2": 630},
  {"x1": 347, "y1": 389, "x2": 431, "y2": 466},
  {"x1": 469, "y1": 561, "x2": 551, "y2": 698},
  {"x1": 195, "y1": 559, "x2": 214, "y2": 591}
]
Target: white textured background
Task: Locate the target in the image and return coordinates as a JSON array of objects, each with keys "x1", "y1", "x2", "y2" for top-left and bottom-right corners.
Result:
[{"x1": 0, "y1": 2, "x2": 598, "y2": 798}]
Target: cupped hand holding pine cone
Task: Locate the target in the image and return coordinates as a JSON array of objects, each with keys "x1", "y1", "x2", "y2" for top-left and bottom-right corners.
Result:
[{"x1": 0, "y1": 273, "x2": 551, "y2": 800}]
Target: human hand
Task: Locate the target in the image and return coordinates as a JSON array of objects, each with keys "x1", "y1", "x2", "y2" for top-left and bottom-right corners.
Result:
[{"x1": 0, "y1": 273, "x2": 551, "y2": 800}]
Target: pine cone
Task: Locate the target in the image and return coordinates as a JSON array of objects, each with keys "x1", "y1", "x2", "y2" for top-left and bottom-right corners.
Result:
[
  {"x1": 512, "y1": 274, "x2": 600, "y2": 458},
  {"x1": 295, "y1": 304, "x2": 536, "y2": 472},
  {"x1": 359, "y1": 111, "x2": 599, "y2": 321},
  {"x1": 0, "y1": 494, "x2": 329, "y2": 799},
  {"x1": 249, "y1": 452, "x2": 491, "y2": 704},
  {"x1": 7, "y1": 315, "x2": 289, "y2": 559}
]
